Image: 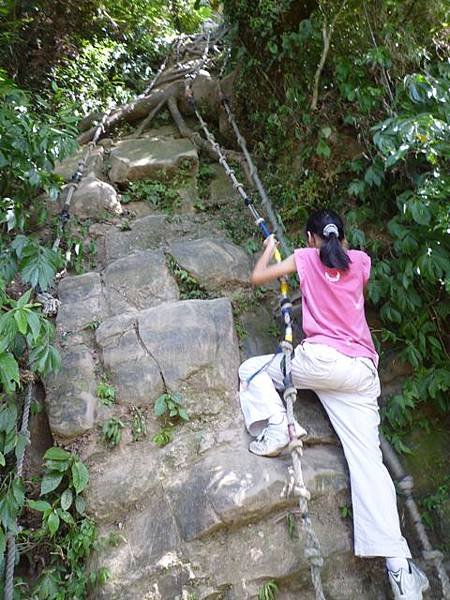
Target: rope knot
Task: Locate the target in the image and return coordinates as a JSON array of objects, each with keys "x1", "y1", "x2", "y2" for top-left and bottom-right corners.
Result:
[
  {"x1": 305, "y1": 548, "x2": 324, "y2": 568},
  {"x1": 423, "y1": 549, "x2": 444, "y2": 561},
  {"x1": 288, "y1": 439, "x2": 303, "y2": 454},
  {"x1": 398, "y1": 475, "x2": 414, "y2": 494}
]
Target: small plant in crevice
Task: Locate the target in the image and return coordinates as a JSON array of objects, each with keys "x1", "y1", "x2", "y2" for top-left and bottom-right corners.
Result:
[
  {"x1": 286, "y1": 511, "x2": 298, "y2": 540},
  {"x1": 339, "y1": 503, "x2": 353, "y2": 520},
  {"x1": 96, "y1": 379, "x2": 117, "y2": 406},
  {"x1": 121, "y1": 180, "x2": 181, "y2": 213},
  {"x1": 130, "y1": 405, "x2": 147, "y2": 442},
  {"x1": 152, "y1": 392, "x2": 189, "y2": 448},
  {"x1": 258, "y1": 579, "x2": 278, "y2": 600},
  {"x1": 166, "y1": 254, "x2": 210, "y2": 300},
  {"x1": 101, "y1": 416, "x2": 125, "y2": 447},
  {"x1": 152, "y1": 426, "x2": 173, "y2": 448},
  {"x1": 62, "y1": 220, "x2": 97, "y2": 275},
  {"x1": 419, "y1": 475, "x2": 450, "y2": 530},
  {"x1": 197, "y1": 161, "x2": 216, "y2": 201},
  {"x1": 234, "y1": 320, "x2": 248, "y2": 342}
]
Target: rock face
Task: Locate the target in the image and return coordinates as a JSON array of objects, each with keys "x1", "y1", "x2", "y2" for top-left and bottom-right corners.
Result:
[
  {"x1": 47, "y1": 124, "x2": 394, "y2": 598},
  {"x1": 67, "y1": 176, "x2": 122, "y2": 218},
  {"x1": 109, "y1": 137, "x2": 199, "y2": 183},
  {"x1": 169, "y1": 237, "x2": 252, "y2": 292},
  {"x1": 54, "y1": 146, "x2": 104, "y2": 182}
]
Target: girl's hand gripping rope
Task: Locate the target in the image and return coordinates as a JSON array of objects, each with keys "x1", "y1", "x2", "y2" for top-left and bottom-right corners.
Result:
[{"x1": 251, "y1": 235, "x2": 297, "y2": 286}]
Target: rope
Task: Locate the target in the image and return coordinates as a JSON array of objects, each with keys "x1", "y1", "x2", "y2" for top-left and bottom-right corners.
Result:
[
  {"x1": 219, "y1": 95, "x2": 290, "y2": 257},
  {"x1": 187, "y1": 89, "x2": 326, "y2": 600},
  {"x1": 4, "y1": 384, "x2": 33, "y2": 600},
  {"x1": 380, "y1": 434, "x2": 450, "y2": 599}
]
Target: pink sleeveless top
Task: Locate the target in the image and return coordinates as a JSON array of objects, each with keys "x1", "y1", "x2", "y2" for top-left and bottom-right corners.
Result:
[{"x1": 294, "y1": 248, "x2": 379, "y2": 367}]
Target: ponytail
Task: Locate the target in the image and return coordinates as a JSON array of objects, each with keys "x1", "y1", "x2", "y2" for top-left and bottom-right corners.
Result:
[{"x1": 305, "y1": 209, "x2": 351, "y2": 271}]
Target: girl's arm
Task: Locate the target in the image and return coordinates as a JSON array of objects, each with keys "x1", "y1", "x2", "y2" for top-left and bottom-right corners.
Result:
[{"x1": 250, "y1": 236, "x2": 297, "y2": 285}]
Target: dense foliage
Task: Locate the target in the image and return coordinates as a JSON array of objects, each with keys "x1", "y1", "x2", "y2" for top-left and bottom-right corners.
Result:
[{"x1": 223, "y1": 0, "x2": 450, "y2": 448}]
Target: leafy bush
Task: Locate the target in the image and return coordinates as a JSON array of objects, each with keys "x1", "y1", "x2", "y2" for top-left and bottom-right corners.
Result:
[
  {"x1": 15, "y1": 448, "x2": 108, "y2": 598},
  {"x1": 0, "y1": 70, "x2": 78, "y2": 233}
]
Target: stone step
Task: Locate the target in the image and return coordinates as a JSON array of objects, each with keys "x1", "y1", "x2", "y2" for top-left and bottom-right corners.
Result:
[
  {"x1": 103, "y1": 213, "x2": 224, "y2": 262},
  {"x1": 109, "y1": 136, "x2": 198, "y2": 183},
  {"x1": 88, "y1": 442, "x2": 383, "y2": 599},
  {"x1": 46, "y1": 297, "x2": 240, "y2": 441}
]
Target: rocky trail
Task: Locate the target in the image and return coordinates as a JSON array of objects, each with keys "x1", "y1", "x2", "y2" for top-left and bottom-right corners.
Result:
[{"x1": 29, "y1": 111, "x2": 405, "y2": 600}]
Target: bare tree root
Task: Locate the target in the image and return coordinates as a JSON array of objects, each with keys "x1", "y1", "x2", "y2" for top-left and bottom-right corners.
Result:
[
  {"x1": 168, "y1": 96, "x2": 244, "y2": 166},
  {"x1": 78, "y1": 81, "x2": 184, "y2": 144},
  {"x1": 133, "y1": 98, "x2": 167, "y2": 138}
]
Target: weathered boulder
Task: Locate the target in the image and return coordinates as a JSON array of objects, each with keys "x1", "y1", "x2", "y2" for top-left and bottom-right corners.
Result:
[
  {"x1": 66, "y1": 176, "x2": 122, "y2": 219},
  {"x1": 239, "y1": 304, "x2": 279, "y2": 359},
  {"x1": 137, "y1": 298, "x2": 240, "y2": 415},
  {"x1": 104, "y1": 214, "x2": 222, "y2": 263},
  {"x1": 44, "y1": 344, "x2": 98, "y2": 440},
  {"x1": 296, "y1": 390, "x2": 338, "y2": 446},
  {"x1": 57, "y1": 272, "x2": 107, "y2": 332},
  {"x1": 109, "y1": 137, "x2": 198, "y2": 183},
  {"x1": 95, "y1": 313, "x2": 165, "y2": 407},
  {"x1": 169, "y1": 237, "x2": 252, "y2": 292},
  {"x1": 103, "y1": 250, "x2": 179, "y2": 315},
  {"x1": 54, "y1": 146, "x2": 104, "y2": 182},
  {"x1": 207, "y1": 163, "x2": 240, "y2": 208},
  {"x1": 165, "y1": 444, "x2": 347, "y2": 542},
  {"x1": 85, "y1": 438, "x2": 162, "y2": 522}
]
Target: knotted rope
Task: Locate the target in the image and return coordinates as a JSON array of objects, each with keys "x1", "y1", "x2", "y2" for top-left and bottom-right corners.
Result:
[
  {"x1": 187, "y1": 89, "x2": 326, "y2": 600},
  {"x1": 4, "y1": 384, "x2": 33, "y2": 600},
  {"x1": 380, "y1": 434, "x2": 450, "y2": 599},
  {"x1": 219, "y1": 94, "x2": 290, "y2": 257}
]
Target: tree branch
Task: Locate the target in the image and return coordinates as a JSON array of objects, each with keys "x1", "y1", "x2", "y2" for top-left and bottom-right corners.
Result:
[{"x1": 311, "y1": 1, "x2": 348, "y2": 111}]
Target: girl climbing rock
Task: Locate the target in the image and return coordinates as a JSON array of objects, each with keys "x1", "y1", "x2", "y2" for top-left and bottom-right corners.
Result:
[{"x1": 239, "y1": 209, "x2": 429, "y2": 599}]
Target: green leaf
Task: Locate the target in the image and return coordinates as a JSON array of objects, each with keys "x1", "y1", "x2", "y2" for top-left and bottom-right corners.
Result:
[
  {"x1": 47, "y1": 510, "x2": 60, "y2": 536},
  {"x1": 19, "y1": 243, "x2": 61, "y2": 291},
  {"x1": 0, "y1": 352, "x2": 20, "y2": 392},
  {"x1": 40, "y1": 472, "x2": 64, "y2": 496},
  {"x1": 0, "y1": 452, "x2": 4, "y2": 467},
  {"x1": 12, "y1": 478, "x2": 25, "y2": 508},
  {"x1": 16, "y1": 288, "x2": 32, "y2": 308},
  {"x1": 71, "y1": 461, "x2": 89, "y2": 494},
  {"x1": 58, "y1": 509, "x2": 74, "y2": 525},
  {"x1": 14, "y1": 432, "x2": 28, "y2": 461},
  {"x1": 315, "y1": 138, "x2": 331, "y2": 158},
  {"x1": 44, "y1": 447, "x2": 72, "y2": 462},
  {"x1": 154, "y1": 395, "x2": 168, "y2": 417},
  {"x1": 60, "y1": 488, "x2": 73, "y2": 511},
  {"x1": 13, "y1": 308, "x2": 29, "y2": 334},
  {"x1": 178, "y1": 408, "x2": 189, "y2": 422},
  {"x1": 75, "y1": 495, "x2": 86, "y2": 515},
  {"x1": 27, "y1": 499, "x2": 52, "y2": 512},
  {"x1": 27, "y1": 310, "x2": 42, "y2": 341}
]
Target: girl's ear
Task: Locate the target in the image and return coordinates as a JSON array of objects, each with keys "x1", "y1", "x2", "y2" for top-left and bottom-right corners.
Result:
[{"x1": 306, "y1": 231, "x2": 315, "y2": 247}]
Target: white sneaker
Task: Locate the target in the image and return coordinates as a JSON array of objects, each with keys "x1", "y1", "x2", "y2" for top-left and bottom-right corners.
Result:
[
  {"x1": 388, "y1": 563, "x2": 429, "y2": 599},
  {"x1": 249, "y1": 419, "x2": 307, "y2": 457}
]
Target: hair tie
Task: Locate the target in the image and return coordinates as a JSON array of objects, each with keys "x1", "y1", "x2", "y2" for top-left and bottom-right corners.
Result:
[{"x1": 322, "y1": 223, "x2": 339, "y2": 238}]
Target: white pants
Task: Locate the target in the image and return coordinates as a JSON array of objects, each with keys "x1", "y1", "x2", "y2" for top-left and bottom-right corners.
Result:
[{"x1": 239, "y1": 342, "x2": 411, "y2": 558}]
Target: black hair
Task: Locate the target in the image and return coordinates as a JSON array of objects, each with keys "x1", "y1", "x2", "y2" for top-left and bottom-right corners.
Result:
[{"x1": 305, "y1": 209, "x2": 351, "y2": 271}]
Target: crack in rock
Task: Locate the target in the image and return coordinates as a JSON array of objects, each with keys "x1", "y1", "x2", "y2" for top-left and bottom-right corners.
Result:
[{"x1": 134, "y1": 321, "x2": 168, "y2": 392}]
